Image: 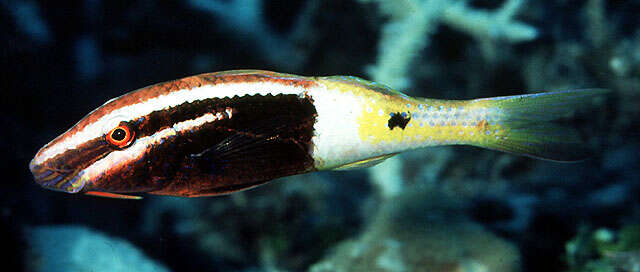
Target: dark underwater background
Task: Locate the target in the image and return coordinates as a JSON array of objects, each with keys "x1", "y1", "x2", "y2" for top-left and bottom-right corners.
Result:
[{"x1": 1, "y1": 0, "x2": 640, "y2": 271}]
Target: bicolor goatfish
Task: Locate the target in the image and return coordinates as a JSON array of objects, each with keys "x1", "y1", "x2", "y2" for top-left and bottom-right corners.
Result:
[{"x1": 29, "y1": 70, "x2": 607, "y2": 199}]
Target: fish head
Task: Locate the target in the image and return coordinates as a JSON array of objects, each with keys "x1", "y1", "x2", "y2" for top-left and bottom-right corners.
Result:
[{"x1": 29, "y1": 92, "x2": 163, "y2": 196}]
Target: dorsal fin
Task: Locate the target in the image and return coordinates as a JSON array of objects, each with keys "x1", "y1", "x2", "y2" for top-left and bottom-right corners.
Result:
[
  {"x1": 208, "y1": 70, "x2": 302, "y2": 79},
  {"x1": 320, "y1": 75, "x2": 407, "y2": 97}
]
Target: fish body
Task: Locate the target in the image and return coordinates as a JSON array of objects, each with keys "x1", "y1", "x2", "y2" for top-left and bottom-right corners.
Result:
[{"x1": 29, "y1": 70, "x2": 606, "y2": 198}]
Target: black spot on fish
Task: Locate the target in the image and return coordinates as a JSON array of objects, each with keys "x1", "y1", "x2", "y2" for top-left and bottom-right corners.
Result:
[{"x1": 388, "y1": 111, "x2": 411, "y2": 130}]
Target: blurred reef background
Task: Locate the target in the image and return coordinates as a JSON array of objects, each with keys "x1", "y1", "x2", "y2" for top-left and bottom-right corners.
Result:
[{"x1": 1, "y1": 0, "x2": 640, "y2": 271}]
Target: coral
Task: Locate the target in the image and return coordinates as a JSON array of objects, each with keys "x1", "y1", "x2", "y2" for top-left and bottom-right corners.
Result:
[
  {"x1": 369, "y1": 156, "x2": 405, "y2": 199},
  {"x1": 138, "y1": 173, "x2": 366, "y2": 271},
  {"x1": 310, "y1": 188, "x2": 521, "y2": 272},
  {"x1": 188, "y1": 0, "x2": 318, "y2": 71},
  {"x1": 360, "y1": 0, "x2": 537, "y2": 89},
  {"x1": 367, "y1": 146, "x2": 454, "y2": 199},
  {"x1": 25, "y1": 225, "x2": 169, "y2": 272},
  {"x1": 141, "y1": 196, "x2": 205, "y2": 235},
  {"x1": 565, "y1": 225, "x2": 640, "y2": 272}
]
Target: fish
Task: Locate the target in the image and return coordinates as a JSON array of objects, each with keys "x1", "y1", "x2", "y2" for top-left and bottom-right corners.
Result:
[{"x1": 29, "y1": 70, "x2": 607, "y2": 199}]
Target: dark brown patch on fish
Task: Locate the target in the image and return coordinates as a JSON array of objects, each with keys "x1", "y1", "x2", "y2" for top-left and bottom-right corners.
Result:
[{"x1": 84, "y1": 93, "x2": 318, "y2": 197}]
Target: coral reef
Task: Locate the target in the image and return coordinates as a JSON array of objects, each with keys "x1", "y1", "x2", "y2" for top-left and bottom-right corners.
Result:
[
  {"x1": 310, "y1": 188, "x2": 521, "y2": 272},
  {"x1": 1, "y1": 0, "x2": 639, "y2": 272},
  {"x1": 565, "y1": 225, "x2": 640, "y2": 272},
  {"x1": 360, "y1": 0, "x2": 537, "y2": 89},
  {"x1": 25, "y1": 225, "x2": 169, "y2": 272},
  {"x1": 187, "y1": 0, "x2": 319, "y2": 71},
  {"x1": 139, "y1": 173, "x2": 369, "y2": 271}
]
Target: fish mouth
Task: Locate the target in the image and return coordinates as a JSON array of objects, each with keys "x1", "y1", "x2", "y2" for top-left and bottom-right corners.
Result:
[{"x1": 29, "y1": 160, "x2": 86, "y2": 193}]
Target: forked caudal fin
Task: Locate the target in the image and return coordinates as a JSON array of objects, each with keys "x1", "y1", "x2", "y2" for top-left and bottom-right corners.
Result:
[{"x1": 467, "y1": 89, "x2": 609, "y2": 162}]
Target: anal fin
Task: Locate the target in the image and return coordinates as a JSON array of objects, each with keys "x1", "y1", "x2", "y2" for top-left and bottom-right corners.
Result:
[
  {"x1": 333, "y1": 153, "x2": 398, "y2": 171},
  {"x1": 85, "y1": 191, "x2": 143, "y2": 200}
]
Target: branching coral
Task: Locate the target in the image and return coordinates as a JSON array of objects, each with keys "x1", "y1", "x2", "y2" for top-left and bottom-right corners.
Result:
[
  {"x1": 360, "y1": 0, "x2": 538, "y2": 90},
  {"x1": 188, "y1": 0, "x2": 318, "y2": 71},
  {"x1": 310, "y1": 188, "x2": 521, "y2": 272},
  {"x1": 566, "y1": 225, "x2": 640, "y2": 272}
]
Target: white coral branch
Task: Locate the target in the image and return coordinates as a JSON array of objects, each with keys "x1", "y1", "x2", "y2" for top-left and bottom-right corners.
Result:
[
  {"x1": 363, "y1": 0, "x2": 538, "y2": 89},
  {"x1": 442, "y1": 0, "x2": 538, "y2": 43},
  {"x1": 189, "y1": 0, "x2": 315, "y2": 70}
]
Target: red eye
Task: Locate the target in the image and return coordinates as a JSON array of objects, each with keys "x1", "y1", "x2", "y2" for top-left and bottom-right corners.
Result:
[{"x1": 106, "y1": 123, "x2": 135, "y2": 148}]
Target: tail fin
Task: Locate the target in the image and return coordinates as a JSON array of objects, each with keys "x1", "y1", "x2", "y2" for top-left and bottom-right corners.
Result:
[{"x1": 468, "y1": 89, "x2": 609, "y2": 162}]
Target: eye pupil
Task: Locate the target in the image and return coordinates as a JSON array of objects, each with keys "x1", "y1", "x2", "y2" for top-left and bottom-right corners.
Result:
[
  {"x1": 111, "y1": 128, "x2": 127, "y2": 141},
  {"x1": 106, "y1": 123, "x2": 135, "y2": 148}
]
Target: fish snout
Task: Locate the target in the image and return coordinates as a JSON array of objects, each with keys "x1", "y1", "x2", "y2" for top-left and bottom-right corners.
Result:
[{"x1": 29, "y1": 159, "x2": 86, "y2": 193}]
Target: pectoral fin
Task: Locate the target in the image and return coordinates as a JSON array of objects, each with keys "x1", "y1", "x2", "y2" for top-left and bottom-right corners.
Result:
[{"x1": 180, "y1": 116, "x2": 316, "y2": 197}]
